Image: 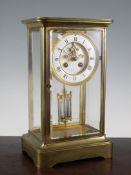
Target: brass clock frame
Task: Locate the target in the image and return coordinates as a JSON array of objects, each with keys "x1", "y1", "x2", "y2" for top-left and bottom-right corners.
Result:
[{"x1": 21, "y1": 17, "x2": 113, "y2": 168}]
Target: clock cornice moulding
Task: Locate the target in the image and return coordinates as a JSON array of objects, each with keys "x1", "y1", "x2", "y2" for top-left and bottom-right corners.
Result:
[{"x1": 22, "y1": 17, "x2": 113, "y2": 27}]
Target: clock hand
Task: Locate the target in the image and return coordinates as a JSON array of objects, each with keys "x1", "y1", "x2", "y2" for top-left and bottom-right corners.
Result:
[
  {"x1": 63, "y1": 45, "x2": 77, "y2": 60},
  {"x1": 63, "y1": 43, "x2": 82, "y2": 61},
  {"x1": 63, "y1": 49, "x2": 72, "y2": 58},
  {"x1": 63, "y1": 49, "x2": 69, "y2": 55},
  {"x1": 71, "y1": 42, "x2": 79, "y2": 51}
]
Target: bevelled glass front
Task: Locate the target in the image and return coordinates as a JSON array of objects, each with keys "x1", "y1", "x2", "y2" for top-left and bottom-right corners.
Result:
[{"x1": 49, "y1": 28, "x2": 102, "y2": 140}]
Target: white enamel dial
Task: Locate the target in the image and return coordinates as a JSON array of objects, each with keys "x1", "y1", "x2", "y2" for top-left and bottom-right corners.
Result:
[{"x1": 52, "y1": 32, "x2": 98, "y2": 85}]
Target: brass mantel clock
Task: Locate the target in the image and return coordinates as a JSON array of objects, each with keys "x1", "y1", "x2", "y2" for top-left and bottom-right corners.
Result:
[{"x1": 21, "y1": 17, "x2": 113, "y2": 168}]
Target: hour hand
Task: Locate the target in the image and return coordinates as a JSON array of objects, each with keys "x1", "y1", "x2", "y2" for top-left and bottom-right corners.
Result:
[{"x1": 63, "y1": 49, "x2": 71, "y2": 56}]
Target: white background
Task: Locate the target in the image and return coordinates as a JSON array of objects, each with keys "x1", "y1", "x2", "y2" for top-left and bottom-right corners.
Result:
[{"x1": 0, "y1": 0, "x2": 131, "y2": 137}]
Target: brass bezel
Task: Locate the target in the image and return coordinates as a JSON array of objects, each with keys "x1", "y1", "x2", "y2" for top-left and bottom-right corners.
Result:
[{"x1": 51, "y1": 30, "x2": 99, "y2": 86}]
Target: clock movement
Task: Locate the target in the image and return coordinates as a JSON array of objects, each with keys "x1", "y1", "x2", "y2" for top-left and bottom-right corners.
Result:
[{"x1": 21, "y1": 17, "x2": 113, "y2": 167}]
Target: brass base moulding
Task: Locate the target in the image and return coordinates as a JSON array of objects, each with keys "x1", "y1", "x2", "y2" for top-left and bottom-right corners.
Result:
[{"x1": 22, "y1": 133, "x2": 112, "y2": 168}]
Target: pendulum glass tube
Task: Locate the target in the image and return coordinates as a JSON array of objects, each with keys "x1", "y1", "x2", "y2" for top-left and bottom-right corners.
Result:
[{"x1": 57, "y1": 85, "x2": 72, "y2": 125}]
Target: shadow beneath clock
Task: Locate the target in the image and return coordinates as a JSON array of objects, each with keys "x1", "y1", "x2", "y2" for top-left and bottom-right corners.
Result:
[{"x1": 40, "y1": 157, "x2": 112, "y2": 175}]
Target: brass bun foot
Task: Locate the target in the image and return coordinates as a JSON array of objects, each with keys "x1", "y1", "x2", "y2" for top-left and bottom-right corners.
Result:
[{"x1": 22, "y1": 133, "x2": 112, "y2": 168}]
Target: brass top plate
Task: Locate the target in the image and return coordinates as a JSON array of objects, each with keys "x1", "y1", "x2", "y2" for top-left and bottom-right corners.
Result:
[{"x1": 21, "y1": 17, "x2": 113, "y2": 26}]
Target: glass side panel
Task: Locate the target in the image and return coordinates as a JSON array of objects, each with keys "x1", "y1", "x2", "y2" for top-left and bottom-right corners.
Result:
[
  {"x1": 85, "y1": 30, "x2": 101, "y2": 132},
  {"x1": 85, "y1": 58, "x2": 101, "y2": 131},
  {"x1": 50, "y1": 28, "x2": 102, "y2": 140},
  {"x1": 30, "y1": 29, "x2": 41, "y2": 131}
]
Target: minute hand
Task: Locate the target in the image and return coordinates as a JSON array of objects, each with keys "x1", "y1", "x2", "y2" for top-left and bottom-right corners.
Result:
[{"x1": 63, "y1": 49, "x2": 72, "y2": 57}]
